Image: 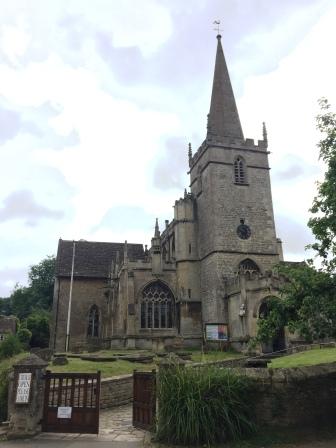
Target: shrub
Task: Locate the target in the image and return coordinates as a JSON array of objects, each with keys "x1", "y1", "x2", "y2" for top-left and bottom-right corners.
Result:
[
  {"x1": 157, "y1": 365, "x2": 255, "y2": 445},
  {"x1": 26, "y1": 311, "x2": 50, "y2": 348},
  {"x1": 0, "y1": 368, "x2": 9, "y2": 422},
  {"x1": 17, "y1": 328, "x2": 32, "y2": 347},
  {"x1": 0, "y1": 335, "x2": 22, "y2": 360}
]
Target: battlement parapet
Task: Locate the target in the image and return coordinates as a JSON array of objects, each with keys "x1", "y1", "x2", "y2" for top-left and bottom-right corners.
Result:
[{"x1": 189, "y1": 135, "x2": 268, "y2": 171}]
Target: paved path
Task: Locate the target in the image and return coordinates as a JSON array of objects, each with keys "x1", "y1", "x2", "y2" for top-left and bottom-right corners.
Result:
[
  {"x1": 99, "y1": 404, "x2": 146, "y2": 442},
  {"x1": 1, "y1": 404, "x2": 147, "y2": 447}
]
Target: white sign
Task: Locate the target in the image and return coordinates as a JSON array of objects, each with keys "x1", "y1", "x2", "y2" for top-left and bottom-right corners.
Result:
[
  {"x1": 57, "y1": 406, "x2": 72, "y2": 419},
  {"x1": 15, "y1": 372, "x2": 32, "y2": 404}
]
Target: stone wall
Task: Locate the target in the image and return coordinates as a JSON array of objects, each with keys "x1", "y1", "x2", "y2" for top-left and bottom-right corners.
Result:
[
  {"x1": 235, "y1": 363, "x2": 336, "y2": 427},
  {"x1": 100, "y1": 375, "x2": 133, "y2": 409}
]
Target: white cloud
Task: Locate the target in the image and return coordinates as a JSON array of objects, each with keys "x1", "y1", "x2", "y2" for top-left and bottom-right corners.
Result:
[
  {"x1": 0, "y1": 1, "x2": 335, "y2": 294},
  {"x1": 238, "y1": 5, "x2": 336, "y2": 261}
]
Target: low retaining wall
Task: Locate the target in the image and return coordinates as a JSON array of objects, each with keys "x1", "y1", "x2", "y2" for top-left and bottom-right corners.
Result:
[
  {"x1": 100, "y1": 374, "x2": 133, "y2": 409},
  {"x1": 235, "y1": 362, "x2": 336, "y2": 428},
  {"x1": 191, "y1": 357, "x2": 247, "y2": 369}
]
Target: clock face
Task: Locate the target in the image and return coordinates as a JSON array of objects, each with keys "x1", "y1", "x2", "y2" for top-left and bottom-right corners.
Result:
[{"x1": 237, "y1": 223, "x2": 251, "y2": 240}]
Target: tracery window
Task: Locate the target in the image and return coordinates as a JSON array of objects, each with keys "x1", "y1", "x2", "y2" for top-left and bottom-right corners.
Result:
[
  {"x1": 239, "y1": 258, "x2": 260, "y2": 274},
  {"x1": 140, "y1": 282, "x2": 174, "y2": 329},
  {"x1": 87, "y1": 305, "x2": 99, "y2": 337},
  {"x1": 234, "y1": 157, "x2": 246, "y2": 184}
]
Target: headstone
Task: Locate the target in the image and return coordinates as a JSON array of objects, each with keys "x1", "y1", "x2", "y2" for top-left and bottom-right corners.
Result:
[{"x1": 52, "y1": 355, "x2": 68, "y2": 365}]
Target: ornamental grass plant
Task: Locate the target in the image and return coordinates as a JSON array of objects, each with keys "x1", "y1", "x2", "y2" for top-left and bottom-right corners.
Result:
[{"x1": 156, "y1": 365, "x2": 255, "y2": 446}]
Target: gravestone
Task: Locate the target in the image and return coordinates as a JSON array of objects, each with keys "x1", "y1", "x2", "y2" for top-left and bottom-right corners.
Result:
[{"x1": 7, "y1": 354, "x2": 48, "y2": 439}]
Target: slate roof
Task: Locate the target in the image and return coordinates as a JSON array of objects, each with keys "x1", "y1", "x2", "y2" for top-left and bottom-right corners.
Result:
[{"x1": 55, "y1": 239, "x2": 145, "y2": 278}]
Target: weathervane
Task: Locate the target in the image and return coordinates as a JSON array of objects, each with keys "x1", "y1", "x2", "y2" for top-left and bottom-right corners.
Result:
[{"x1": 213, "y1": 20, "x2": 223, "y2": 35}]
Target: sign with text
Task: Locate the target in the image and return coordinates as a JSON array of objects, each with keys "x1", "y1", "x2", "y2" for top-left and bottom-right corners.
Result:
[
  {"x1": 15, "y1": 372, "x2": 32, "y2": 404},
  {"x1": 57, "y1": 406, "x2": 72, "y2": 419},
  {"x1": 205, "y1": 324, "x2": 228, "y2": 341}
]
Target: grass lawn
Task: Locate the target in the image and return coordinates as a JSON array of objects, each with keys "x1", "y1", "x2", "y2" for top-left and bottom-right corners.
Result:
[
  {"x1": 0, "y1": 352, "x2": 29, "y2": 375},
  {"x1": 190, "y1": 350, "x2": 243, "y2": 363},
  {"x1": 270, "y1": 347, "x2": 336, "y2": 368},
  {"x1": 49, "y1": 358, "x2": 156, "y2": 377},
  {"x1": 49, "y1": 349, "x2": 242, "y2": 377}
]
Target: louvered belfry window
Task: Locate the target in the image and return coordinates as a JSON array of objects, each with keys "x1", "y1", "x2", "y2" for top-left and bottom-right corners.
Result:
[
  {"x1": 234, "y1": 157, "x2": 246, "y2": 184},
  {"x1": 140, "y1": 281, "x2": 174, "y2": 329},
  {"x1": 239, "y1": 258, "x2": 260, "y2": 274}
]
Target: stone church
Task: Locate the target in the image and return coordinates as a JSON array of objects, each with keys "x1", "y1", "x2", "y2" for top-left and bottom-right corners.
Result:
[{"x1": 51, "y1": 35, "x2": 286, "y2": 353}]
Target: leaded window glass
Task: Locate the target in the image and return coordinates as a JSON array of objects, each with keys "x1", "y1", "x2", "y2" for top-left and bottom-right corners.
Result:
[
  {"x1": 140, "y1": 282, "x2": 174, "y2": 329},
  {"x1": 88, "y1": 305, "x2": 99, "y2": 337}
]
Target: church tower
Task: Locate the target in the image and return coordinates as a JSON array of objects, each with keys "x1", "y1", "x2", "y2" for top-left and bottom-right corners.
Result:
[{"x1": 189, "y1": 35, "x2": 281, "y2": 325}]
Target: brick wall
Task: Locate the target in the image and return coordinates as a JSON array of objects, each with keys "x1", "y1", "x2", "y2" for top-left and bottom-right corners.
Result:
[{"x1": 100, "y1": 375, "x2": 133, "y2": 409}]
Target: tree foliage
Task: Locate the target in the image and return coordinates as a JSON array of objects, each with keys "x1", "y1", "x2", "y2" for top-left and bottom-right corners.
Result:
[
  {"x1": 25, "y1": 310, "x2": 50, "y2": 348},
  {"x1": 256, "y1": 263, "x2": 336, "y2": 344},
  {"x1": 256, "y1": 100, "x2": 336, "y2": 345},
  {"x1": 0, "y1": 335, "x2": 22, "y2": 360},
  {"x1": 9, "y1": 255, "x2": 55, "y2": 320},
  {"x1": 308, "y1": 98, "x2": 336, "y2": 270}
]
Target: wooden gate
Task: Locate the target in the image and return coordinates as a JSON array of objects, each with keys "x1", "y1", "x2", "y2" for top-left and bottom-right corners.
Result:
[
  {"x1": 133, "y1": 370, "x2": 156, "y2": 430},
  {"x1": 42, "y1": 371, "x2": 101, "y2": 434}
]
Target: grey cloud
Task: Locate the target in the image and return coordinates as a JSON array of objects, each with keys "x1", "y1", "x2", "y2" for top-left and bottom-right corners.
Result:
[
  {"x1": 0, "y1": 190, "x2": 64, "y2": 226},
  {"x1": 153, "y1": 137, "x2": 188, "y2": 190},
  {"x1": 95, "y1": 32, "x2": 145, "y2": 84},
  {"x1": 0, "y1": 106, "x2": 21, "y2": 144},
  {"x1": 273, "y1": 155, "x2": 319, "y2": 181},
  {"x1": 275, "y1": 214, "x2": 313, "y2": 256},
  {"x1": 93, "y1": 205, "x2": 154, "y2": 234}
]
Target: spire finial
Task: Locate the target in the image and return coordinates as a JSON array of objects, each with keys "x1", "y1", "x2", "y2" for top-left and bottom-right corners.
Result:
[
  {"x1": 213, "y1": 20, "x2": 223, "y2": 37},
  {"x1": 184, "y1": 188, "x2": 187, "y2": 198},
  {"x1": 262, "y1": 121, "x2": 268, "y2": 147},
  {"x1": 154, "y1": 218, "x2": 160, "y2": 238}
]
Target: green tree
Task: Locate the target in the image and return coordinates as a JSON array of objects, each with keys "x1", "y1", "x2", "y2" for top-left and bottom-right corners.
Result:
[
  {"x1": 0, "y1": 297, "x2": 12, "y2": 315},
  {"x1": 0, "y1": 334, "x2": 22, "y2": 360},
  {"x1": 308, "y1": 98, "x2": 336, "y2": 270},
  {"x1": 25, "y1": 310, "x2": 50, "y2": 348},
  {"x1": 10, "y1": 255, "x2": 55, "y2": 320},
  {"x1": 17, "y1": 327, "x2": 32, "y2": 348},
  {"x1": 256, "y1": 100, "x2": 336, "y2": 345}
]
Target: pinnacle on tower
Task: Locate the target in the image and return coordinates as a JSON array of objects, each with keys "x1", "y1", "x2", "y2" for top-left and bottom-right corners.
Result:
[
  {"x1": 188, "y1": 142, "x2": 192, "y2": 166},
  {"x1": 262, "y1": 121, "x2": 268, "y2": 147},
  {"x1": 154, "y1": 218, "x2": 160, "y2": 237},
  {"x1": 207, "y1": 35, "x2": 244, "y2": 140}
]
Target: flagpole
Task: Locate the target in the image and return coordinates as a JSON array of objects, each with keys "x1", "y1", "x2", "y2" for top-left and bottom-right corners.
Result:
[{"x1": 65, "y1": 240, "x2": 76, "y2": 352}]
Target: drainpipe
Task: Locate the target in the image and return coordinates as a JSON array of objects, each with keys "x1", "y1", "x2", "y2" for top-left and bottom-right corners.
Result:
[{"x1": 65, "y1": 241, "x2": 76, "y2": 352}]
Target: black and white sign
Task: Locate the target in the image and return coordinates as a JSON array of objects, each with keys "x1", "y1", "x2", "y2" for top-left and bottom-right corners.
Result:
[
  {"x1": 57, "y1": 406, "x2": 72, "y2": 419},
  {"x1": 15, "y1": 372, "x2": 32, "y2": 404}
]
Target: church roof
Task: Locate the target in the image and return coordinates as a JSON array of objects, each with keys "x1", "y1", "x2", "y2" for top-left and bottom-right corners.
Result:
[
  {"x1": 55, "y1": 239, "x2": 145, "y2": 278},
  {"x1": 207, "y1": 35, "x2": 244, "y2": 140}
]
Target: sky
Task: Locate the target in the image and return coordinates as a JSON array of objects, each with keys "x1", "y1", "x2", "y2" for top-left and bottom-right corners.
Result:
[{"x1": 1, "y1": 0, "x2": 336, "y2": 296}]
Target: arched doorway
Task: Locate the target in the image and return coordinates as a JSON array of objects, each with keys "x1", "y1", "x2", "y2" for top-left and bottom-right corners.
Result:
[{"x1": 258, "y1": 300, "x2": 286, "y2": 353}]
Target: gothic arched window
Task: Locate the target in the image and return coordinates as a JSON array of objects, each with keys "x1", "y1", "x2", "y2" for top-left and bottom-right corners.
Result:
[
  {"x1": 140, "y1": 282, "x2": 174, "y2": 329},
  {"x1": 239, "y1": 258, "x2": 260, "y2": 274},
  {"x1": 234, "y1": 157, "x2": 246, "y2": 184},
  {"x1": 88, "y1": 305, "x2": 99, "y2": 337}
]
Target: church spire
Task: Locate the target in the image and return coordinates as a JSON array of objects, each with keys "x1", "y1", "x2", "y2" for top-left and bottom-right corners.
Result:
[{"x1": 207, "y1": 35, "x2": 244, "y2": 140}]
